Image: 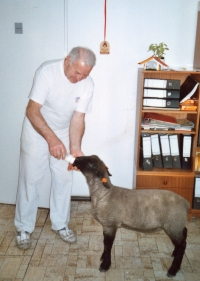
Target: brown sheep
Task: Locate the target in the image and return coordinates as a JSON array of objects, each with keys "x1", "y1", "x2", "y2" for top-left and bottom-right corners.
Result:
[{"x1": 73, "y1": 155, "x2": 189, "y2": 277}]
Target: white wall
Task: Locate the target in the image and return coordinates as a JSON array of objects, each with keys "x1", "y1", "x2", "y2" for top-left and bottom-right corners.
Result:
[
  {"x1": 0, "y1": 0, "x2": 65, "y2": 206},
  {"x1": 0, "y1": 0, "x2": 199, "y2": 206}
]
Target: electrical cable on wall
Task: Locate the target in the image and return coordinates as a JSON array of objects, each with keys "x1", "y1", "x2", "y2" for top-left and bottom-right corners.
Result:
[{"x1": 100, "y1": 0, "x2": 110, "y2": 54}]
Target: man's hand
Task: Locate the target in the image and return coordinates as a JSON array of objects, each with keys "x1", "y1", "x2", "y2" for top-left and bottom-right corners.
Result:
[
  {"x1": 48, "y1": 135, "x2": 67, "y2": 160},
  {"x1": 67, "y1": 150, "x2": 84, "y2": 171}
]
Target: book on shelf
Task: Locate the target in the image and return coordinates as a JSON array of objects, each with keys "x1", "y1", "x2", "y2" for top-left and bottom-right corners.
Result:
[
  {"x1": 180, "y1": 76, "x2": 199, "y2": 103},
  {"x1": 144, "y1": 112, "x2": 177, "y2": 125},
  {"x1": 180, "y1": 99, "x2": 198, "y2": 111}
]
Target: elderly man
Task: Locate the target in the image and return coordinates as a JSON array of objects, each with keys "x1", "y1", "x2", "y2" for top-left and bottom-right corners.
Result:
[{"x1": 14, "y1": 47, "x2": 96, "y2": 249}]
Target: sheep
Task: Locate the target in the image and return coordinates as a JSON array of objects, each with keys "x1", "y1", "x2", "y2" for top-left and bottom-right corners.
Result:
[{"x1": 73, "y1": 155, "x2": 190, "y2": 277}]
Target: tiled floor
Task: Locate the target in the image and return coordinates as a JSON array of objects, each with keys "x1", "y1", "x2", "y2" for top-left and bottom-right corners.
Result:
[{"x1": 0, "y1": 202, "x2": 200, "y2": 281}]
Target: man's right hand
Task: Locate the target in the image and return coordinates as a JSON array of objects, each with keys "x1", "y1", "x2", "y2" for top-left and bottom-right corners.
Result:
[{"x1": 48, "y1": 135, "x2": 67, "y2": 160}]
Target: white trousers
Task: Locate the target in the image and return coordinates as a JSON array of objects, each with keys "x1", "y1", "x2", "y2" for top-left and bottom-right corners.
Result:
[{"x1": 14, "y1": 118, "x2": 73, "y2": 233}]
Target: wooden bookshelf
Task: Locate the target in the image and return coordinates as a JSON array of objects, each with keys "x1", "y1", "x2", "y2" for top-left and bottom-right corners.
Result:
[{"x1": 136, "y1": 69, "x2": 200, "y2": 219}]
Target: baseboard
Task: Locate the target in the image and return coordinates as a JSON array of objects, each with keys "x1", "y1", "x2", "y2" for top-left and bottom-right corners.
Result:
[{"x1": 71, "y1": 196, "x2": 91, "y2": 201}]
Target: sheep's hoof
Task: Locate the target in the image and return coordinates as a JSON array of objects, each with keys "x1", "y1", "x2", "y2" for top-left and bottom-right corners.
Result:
[
  {"x1": 167, "y1": 272, "x2": 175, "y2": 278},
  {"x1": 99, "y1": 267, "x2": 109, "y2": 272},
  {"x1": 167, "y1": 265, "x2": 180, "y2": 278},
  {"x1": 167, "y1": 266, "x2": 179, "y2": 278},
  {"x1": 99, "y1": 261, "x2": 111, "y2": 272}
]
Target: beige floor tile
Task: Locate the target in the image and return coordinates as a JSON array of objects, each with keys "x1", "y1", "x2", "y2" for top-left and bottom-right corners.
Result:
[
  {"x1": 77, "y1": 255, "x2": 87, "y2": 268},
  {"x1": 105, "y1": 269, "x2": 124, "y2": 281},
  {"x1": 123, "y1": 244, "x2": 140, "y2": 257},
  {"x1": 75, "y1": 267, "x2": 104, "y2": 280},
  {"x1": 115, "y1": 256, "x2": 142, "y2": 269},
  {"x1": 23, "y1": 266, "x2": 46, "y2": 281},
  {"x1": 43, "y1": 266, "x2": 66, "y2": 281},
  {"x1": 0, "y1": 235, "x2": 13, "y2": 254},
  {"x1": 124, "y1": 268, "x2": 144, "y2": 280},
  {"x1": 0, "y1": 256, "x2": 23, "y2": 278}
]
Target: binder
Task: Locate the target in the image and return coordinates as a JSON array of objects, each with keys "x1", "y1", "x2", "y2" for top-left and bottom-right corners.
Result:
[
  {"x1": 143, "y1": 89, "x2": 180, "y2": 99},
  {"x1": 150, "y1": 134, "x2": 163, "y2": 167},
  {"x1": 169, "y1": 134, "x2": 181, "y2": 168},
  {"x1": 144, "y1": 79, "x2": 181, "y2": 89},
  {"x1": 180, "y1": 135, "x2": 192, "y2": 169},
  {"x1": 159, "y1": 134, "x2": 173, "y2": 168},
  {"x1": 141, "y1": 133, "x2": 153, "y2": 170},
  {"x1": 143, "y1": 98, "x2": 179, "y2": 108},
  {"x1": 193, "y1": 176, "x2": 200, "y2": 210}
]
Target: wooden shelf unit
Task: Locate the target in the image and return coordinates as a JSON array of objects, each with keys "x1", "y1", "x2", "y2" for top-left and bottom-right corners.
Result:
[{"x1": 136, "y1": 69, "x2": 200, "y2": 218}]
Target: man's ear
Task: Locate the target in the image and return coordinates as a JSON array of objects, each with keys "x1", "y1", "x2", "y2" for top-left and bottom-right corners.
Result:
[{"x1": 65, "y1": 56, "x2": 70, "y2": 65}]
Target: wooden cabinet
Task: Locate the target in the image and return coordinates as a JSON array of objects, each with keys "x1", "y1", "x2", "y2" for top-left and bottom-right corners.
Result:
[{"x1": 136, "y1": 69, "x2": 200, "y2": 218}]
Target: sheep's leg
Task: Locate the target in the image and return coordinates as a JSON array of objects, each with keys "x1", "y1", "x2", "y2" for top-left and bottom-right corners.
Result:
[
  {"x1": 171, "y1": 226, "x2": 187, "y2": 257},
  {"x1": 99, "y1": 229, "x2": 116, "y2": 272},
  {"x1": 167, "y1": 227, "x2": 187, "y2": 277}
]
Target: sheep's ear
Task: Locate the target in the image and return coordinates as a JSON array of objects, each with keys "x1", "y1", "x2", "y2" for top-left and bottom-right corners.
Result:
[
  {"x1": 101, "y1": 178, "x2": 110, "y2": 188},
  {"x1": 107, "y1": 169, "x2": 112, "y2": 176}
]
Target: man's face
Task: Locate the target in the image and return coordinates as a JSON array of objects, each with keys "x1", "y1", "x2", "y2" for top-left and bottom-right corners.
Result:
[{"x1": 64, "y1": 56, "x2": 93, "y2": 83}]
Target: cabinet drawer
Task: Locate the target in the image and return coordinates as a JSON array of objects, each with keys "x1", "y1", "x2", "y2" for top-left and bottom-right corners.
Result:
[
  {"x1": 137, "y1": 175, "x2": 194, "y2": 189},
  {"x1": 136, "y1": 175, "x2": 194, "y2": 206}
]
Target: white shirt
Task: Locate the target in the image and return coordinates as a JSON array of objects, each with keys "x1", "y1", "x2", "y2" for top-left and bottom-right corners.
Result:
[{"x1": 29, "y1": 59, "x2": 94, "y2": 131}]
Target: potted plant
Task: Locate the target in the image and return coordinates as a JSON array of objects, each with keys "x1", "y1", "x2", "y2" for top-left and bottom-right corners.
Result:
[{"x1": 148, "y1": 42, "x2": 169, "y2": 59}]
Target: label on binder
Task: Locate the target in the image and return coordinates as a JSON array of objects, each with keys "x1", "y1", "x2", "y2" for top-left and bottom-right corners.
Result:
[
  {"x1": 160, "y1": 135, "x2": 171, "y2": 156},
  {"x1": 151, "y1": 134, "x2": 161, "y2": 155},
  {"x1": 143, "y1": 137, "x2": 151, "y2": 158},
  {"x1": 183, "y1": 136, "x2": 192, "y2": 157},
  {"x1": 169, "y1": 135, "x2": 179, "y2": 156}
]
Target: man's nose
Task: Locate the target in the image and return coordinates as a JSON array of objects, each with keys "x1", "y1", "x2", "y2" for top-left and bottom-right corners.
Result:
[{"x1": 77, "y1": 74, "x2": 84, "y2": 81}]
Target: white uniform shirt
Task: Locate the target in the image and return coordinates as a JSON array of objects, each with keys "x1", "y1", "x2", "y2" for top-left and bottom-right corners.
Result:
[{"x1": 29, "y1": 59, "x2": 94, "y2": 131}]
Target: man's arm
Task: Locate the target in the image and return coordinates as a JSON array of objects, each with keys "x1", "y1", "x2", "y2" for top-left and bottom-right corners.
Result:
[
  {"x1": 69, "y1": 111, "x2": 85, "y2": 155},
  {"x1": 26, "y1": 99, "x2": 67, "y2": 159},
  {"x1": 68, "y1": 111, "x2": 85, "y2": 170}
]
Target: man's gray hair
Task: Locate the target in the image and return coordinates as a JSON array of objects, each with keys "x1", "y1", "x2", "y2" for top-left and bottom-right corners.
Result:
[{"x1": 68, "y1": 47, "x2": 96, "y2": 67}]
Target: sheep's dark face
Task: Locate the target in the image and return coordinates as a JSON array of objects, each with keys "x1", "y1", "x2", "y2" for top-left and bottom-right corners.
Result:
[{"x1": 73, "y1": 155, "x2": 111, "y2": 188}]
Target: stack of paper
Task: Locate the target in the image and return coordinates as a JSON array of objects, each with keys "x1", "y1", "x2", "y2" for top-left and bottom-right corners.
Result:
[{"x1": 141, "y1": 112, "x2": 194, "y2": 131}]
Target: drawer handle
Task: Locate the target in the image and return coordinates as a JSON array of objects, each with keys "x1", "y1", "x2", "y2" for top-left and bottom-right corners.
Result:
[{"x1": 163, "y1": 181, "x2": 167, "y2": 185}]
